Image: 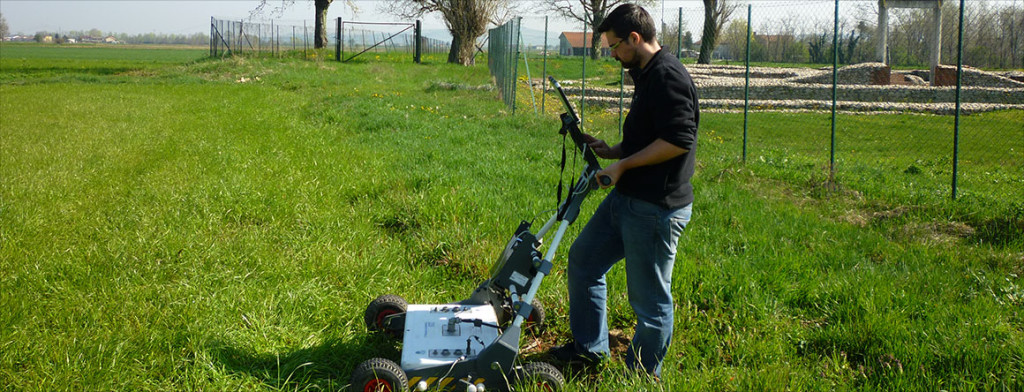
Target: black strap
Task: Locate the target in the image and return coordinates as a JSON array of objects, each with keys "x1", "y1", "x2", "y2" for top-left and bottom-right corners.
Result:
[{"x1": 557, "y1": 132, "x2": 566, "y2": 207}]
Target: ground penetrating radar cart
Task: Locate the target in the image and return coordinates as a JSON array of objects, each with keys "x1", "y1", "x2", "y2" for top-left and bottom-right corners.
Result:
[{"x1": 351, "y1": 77, "x2": 609, "y2": 392}]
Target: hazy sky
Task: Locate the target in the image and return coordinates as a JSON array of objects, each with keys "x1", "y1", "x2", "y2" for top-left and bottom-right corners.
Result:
[{"x1": 0, "y1": 0, "x2": 852, "y2": 38}]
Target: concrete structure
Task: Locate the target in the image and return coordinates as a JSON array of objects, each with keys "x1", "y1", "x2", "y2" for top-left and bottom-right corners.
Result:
[{"x1": 877, "y1": 0, "x2": 944, "y2": 85}]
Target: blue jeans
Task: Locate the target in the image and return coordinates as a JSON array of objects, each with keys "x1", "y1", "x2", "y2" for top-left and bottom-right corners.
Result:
[{"x1": 567, "y1": 189, "x2": 691, "y2": 377}]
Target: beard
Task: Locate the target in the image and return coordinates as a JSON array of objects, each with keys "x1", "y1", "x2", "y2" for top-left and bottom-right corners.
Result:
[{"x1": 619, "y1": 57, "x2": 642, "y2": 70}]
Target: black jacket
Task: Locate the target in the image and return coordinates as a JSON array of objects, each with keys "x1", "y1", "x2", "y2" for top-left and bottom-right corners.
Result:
[{"x1": 617, "y1": 49, "x2": 699, "y2": 209}]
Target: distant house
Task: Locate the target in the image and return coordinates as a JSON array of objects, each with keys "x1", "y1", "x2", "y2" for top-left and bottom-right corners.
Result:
[
  {"x1": 558, "y1": 32, "x2": 610, "y2": 57},
  {"x1": 104, "y1": 36, "x2": 118, "y2": 44}
]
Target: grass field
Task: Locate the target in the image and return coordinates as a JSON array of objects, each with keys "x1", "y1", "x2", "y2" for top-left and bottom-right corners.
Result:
[{"x1": 1, "y1": 44, "x2": 1022, "y2": 391}]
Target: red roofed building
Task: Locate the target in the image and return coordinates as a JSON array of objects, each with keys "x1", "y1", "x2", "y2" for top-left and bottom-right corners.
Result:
[{"x1": 558, "y1": 32, "x2": 611, "y2": 57}]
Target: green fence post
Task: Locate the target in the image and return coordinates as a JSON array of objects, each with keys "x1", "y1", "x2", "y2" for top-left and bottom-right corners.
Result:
[
  {"x1": 513, "y1": 17, "x2": 522, "y2": 114},
  {"x1": 619, "y1": 66, "x2": 624, "y2": 137},
  {"x1": 415, "y1": 20, "x2": 422, "y2": 64},
  {"x1": 830, "y1": 0, "x2": 839, "y2": 179},
  {"x1": 543, "y1": 16, "x2": 548, "y2": 114},
  {"x1": 581, "y1": 11, "x2": 588, "y2": 126},
  {"x1": 743, "y1": 4, "x2": 751, "y2": 163},
  {"x1": 953, "y1": 0, "x2": 965, "y2": 200},
  {"x1": 678, "y1": 7, "x2": 683, "y2": 59}
]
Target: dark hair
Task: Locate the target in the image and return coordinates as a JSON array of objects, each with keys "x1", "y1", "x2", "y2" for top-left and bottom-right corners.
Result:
[{"x1": 597, "y1": 3, "x2": 657, "y2": 43}]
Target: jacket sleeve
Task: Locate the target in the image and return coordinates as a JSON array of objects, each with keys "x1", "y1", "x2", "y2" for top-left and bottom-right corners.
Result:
[{"x1": 652, "y1": 68, "x2": 698, "y2": 151}]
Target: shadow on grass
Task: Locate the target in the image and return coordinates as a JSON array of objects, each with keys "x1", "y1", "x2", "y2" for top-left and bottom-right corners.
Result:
[{"x1": 209, "y1": 333, "x2": 402, "y2": 391}]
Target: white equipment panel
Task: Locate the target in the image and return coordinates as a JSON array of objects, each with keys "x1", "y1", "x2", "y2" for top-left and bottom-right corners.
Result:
[{"x1": 401, "y1": 304, "x2": 501, "y2": 371}]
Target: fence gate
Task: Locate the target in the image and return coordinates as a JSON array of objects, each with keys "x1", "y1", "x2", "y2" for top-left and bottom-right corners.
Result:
[{"x1": 339, "y1": 19, "x2": 442, "y2": 63}]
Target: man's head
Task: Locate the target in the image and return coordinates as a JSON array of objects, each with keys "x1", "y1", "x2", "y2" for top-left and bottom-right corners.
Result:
[{"x1": 597, "y1": 4, "x2": 659, "y2": 69}]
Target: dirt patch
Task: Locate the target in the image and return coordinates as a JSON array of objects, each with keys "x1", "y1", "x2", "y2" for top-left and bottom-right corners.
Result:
[{"x1": 899, "y1": 221, "x2": 976, "y2": 245}]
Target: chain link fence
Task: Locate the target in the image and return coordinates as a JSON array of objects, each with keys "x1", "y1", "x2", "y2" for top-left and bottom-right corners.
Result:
[
  {"x1": 210, "y1": 17, "x2": 315, "y2": 58},
  {"x1": 488, "y1": 18, "x2": 521, "y2": 111},
  {"x1": 491, "y1": 0, "x2": 1022, "y2": 213},
  {"x1": 211, "y1": 17, "x2": 451, "y2": 62}
]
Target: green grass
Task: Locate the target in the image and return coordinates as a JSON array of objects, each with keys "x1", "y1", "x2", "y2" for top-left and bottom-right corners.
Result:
[{"x1": 1, "y1": 44, "x2": 1022, "y2": 391}]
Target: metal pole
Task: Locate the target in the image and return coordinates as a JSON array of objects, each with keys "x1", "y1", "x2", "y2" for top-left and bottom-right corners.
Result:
[
  {"x1": 619, "y1": 66, "x2": 624, "y2": 137},
  {"x1": 542, "y1": 16, "x2": 548, "y2": 114},
  {"x1": 953, "y1": 0, "x2": 965, "y2": 200},
  {"x1": 744, "y1": 4, "x2": 751, "y2": 162},
  {"x1": 678, "y1": 7, "x2": 683, "y2": 58},
  {"x1": 513, "y1": 18, "x2": 522, "y2": 113},
  {"x1": 581, "y1": 11, "x2": 588, "y2": 125},
  {"x1": 336, "y1": 18, "x2": 342, "y2": 61},
  {"x1": 415, "y1": 20, "x2": 422, "y2": 63},
  {"x1": 830, "y1": 0, "x2": 839, "y2": 178}
]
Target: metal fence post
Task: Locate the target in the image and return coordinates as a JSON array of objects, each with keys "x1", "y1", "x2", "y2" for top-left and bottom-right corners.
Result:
[
  {"x1": 415, "y1": 20, "x2": 422, "y2": 63},
  {"x1": 336, "y1": 17, "x2": 342, "y2": 61},
  {"x1": 581, "y1": 11, "x2": 588, "y2": 125},
  {"x1": 744, "y1": 4, "x2": 751, "y2": 163},
  {"x1": 516, "y1": 16, "x2": 524, "y2": 114},
  {"x1": 542, "y1": 16, "x2": 548, "y2": 114},
  {"x1": 830, "y1": 0, "x2": 839, "y2": 178},
  {"x1": 619, "y1": 66, "x2": 624, "y2": 137},
  {"x1": 953, "y1": 0, "x2": 966, "y2": 200},
  {"x1": 678, "y1": 7, "x2": 683, "y2": 59}
]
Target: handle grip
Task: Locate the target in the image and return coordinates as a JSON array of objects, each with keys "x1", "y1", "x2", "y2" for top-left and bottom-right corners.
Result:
[{"x1": 598, "y1": 175, "x2": 612, "y2": 186}]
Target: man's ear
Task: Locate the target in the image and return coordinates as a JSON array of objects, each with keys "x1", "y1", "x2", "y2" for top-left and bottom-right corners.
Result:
[{"x1": 629, "y1": 31, "x2": 642, "y2": 45}]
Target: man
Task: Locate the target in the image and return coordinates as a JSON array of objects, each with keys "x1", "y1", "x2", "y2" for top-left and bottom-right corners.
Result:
[{"x1": 549, "y1": 3, "x2": 699, "y2": 378}]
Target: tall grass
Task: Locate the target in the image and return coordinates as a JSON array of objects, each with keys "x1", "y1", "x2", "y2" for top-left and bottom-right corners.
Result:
[{"x1": 1, "y1": 45, "x2": 1021, "y2": 391}]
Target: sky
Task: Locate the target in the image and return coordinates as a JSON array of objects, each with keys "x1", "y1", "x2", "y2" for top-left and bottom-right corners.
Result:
[{"x1": 0, "y1": 0, "x2": 870, "y2": 40}]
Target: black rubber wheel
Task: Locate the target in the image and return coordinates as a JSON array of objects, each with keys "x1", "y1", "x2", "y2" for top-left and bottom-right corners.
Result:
[
  {"x1": 364, "y1": 294, "x2": 407, "y2": 338},
  {"x1": 514, "y1": 361, "x2": 565, "y2": 392},
  {"x1": 350, "y1": 357, "x2": 408, "y2": 392},
  {"x1": 523, "y1": 298, "x2": 546, "y2": 335}
]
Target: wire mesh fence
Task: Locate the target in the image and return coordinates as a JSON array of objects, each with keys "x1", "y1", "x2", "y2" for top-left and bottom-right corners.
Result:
[
  {"x1": 488, "y1": 18, "x2": 522, "y2": 111},
  {"x1": 491, "y1": 0, "x2": 1022, "y2": 208},
  {"x1": 210, "y1": 17, "x2": 451, "y2": 62},
  {"x1": 210, "y1": 17, "x2": 315, "y2": 58}
]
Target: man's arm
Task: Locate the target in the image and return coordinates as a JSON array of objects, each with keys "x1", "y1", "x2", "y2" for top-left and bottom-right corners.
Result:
[{"x1": 596, "y1": 139, "x2": 688, "y2": 188}]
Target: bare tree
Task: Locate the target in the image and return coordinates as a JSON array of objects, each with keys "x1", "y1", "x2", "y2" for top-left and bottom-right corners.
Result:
[
  {"x1": 388, "y1": 0, "x2": 511, "y2": 66},
  {"x1": 545, "y1": 0, "x2": 655, "y2": 60},
  {"x1": 697, "y1": 0, "x2": 738, "y2": 64},
  {"x1": 251, "y1": 0, "x2": 349, "y2": 49},
  {"x1": 0, "y1": 12, "x2": 9, "y2": 39}
]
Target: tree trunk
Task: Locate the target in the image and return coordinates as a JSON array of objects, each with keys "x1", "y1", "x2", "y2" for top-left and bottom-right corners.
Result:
[
  {"x1": 448, "y1": 31, "x2": 478, "y2": 66},
  {"x1": 314, "y1": 0, "x2": 333, "y2": 49},
  {"x1": 590, "y1": 12, "x2": 604, "y2": 60},
  {"x1": 697, "y1": 0, "x2": 718, "y2": 64}
]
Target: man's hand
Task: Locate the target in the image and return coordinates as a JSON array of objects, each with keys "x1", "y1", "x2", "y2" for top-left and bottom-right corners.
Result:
[
  {"x1": 595, "y1": 161, "x2": 625, "y2": 189},
  {"x1": 596, "y1": 139, "x2": 689, "y2": 189},
  {"x1": 582, "y1": 133, "x2": 621, "y2": 159}
]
